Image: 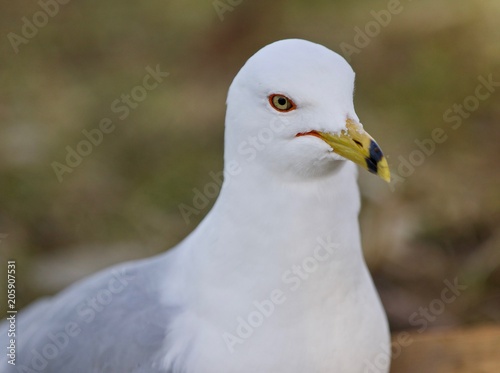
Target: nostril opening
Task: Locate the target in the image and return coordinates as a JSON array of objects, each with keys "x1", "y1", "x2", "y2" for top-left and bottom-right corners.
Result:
[{"x1": 353, "y1": 140, "x2": 363, "y2": 148}]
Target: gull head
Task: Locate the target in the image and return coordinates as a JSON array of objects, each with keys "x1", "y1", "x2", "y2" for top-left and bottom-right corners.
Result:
[{"x1": 224, "y1": 39, "x2": 390, "y2": 182}]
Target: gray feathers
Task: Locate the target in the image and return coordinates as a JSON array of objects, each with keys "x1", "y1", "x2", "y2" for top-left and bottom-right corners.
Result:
[{"x1": 1, "y1": 255, "x2": 176, "y2": 373}]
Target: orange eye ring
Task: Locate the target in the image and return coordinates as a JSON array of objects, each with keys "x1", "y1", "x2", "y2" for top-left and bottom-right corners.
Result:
[{"x1": 268, "y1": 94, "x2": 296, "y2": 112}]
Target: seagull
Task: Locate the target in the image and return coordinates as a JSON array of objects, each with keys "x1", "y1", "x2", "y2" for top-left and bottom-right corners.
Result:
[{"x1": 1, "y1": 39, "x2": 391, "y2": 373}]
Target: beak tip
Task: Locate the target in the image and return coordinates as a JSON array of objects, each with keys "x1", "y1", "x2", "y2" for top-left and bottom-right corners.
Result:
[{"x1": 377, "y1": 159, "x2": 391, "y2": 183}]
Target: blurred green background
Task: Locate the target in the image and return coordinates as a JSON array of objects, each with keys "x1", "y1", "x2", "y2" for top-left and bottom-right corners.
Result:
[{"x1": 0, "y1": 0, "x2": 499, "y2": 334}]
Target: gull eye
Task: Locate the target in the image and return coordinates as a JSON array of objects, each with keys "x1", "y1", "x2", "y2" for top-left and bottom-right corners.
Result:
[{"x1": 269, "y1": 94, "x2": 296, "y2": 112}]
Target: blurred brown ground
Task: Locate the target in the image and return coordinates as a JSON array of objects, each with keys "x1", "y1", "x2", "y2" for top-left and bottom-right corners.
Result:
[
  {"x1": 391, "y1": 325, "x2": 500, "y2": 373},
  {"x1": 0, "y1": 0, "x2": 499, "y2": 367}
]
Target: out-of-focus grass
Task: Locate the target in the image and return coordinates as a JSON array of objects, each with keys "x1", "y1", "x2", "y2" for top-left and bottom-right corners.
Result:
[{"x1": 0, "y1": 0, "x2": 499, "y2": 331}]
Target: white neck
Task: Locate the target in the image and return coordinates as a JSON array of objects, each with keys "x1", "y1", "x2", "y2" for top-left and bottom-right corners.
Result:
[
  {"x1": 182, "y1": 160, "x2": 366, "y2": 312},
  {"x1": 164, "y1": 160, "x2": 380, "y2": 372}
]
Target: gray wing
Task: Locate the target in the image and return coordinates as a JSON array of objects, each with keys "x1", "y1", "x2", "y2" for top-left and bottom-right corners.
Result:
[{"x1": 1, "y1": 254, "x2": 180, "y2": 373}]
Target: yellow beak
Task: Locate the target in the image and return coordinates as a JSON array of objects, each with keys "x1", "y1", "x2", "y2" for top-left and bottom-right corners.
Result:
[{"x1": 312, "y1": 119, "x2": 391, "y2": 182}]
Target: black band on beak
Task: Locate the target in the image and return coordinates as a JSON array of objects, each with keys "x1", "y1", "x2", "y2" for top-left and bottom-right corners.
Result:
[{"x1": 365, "y1": 140, "x2": 383, "y2": 174}]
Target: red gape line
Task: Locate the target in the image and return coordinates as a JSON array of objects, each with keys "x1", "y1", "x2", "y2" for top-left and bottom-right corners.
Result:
[{"x1": 295, "y1": 130, "x2": 322, "y2": 139}]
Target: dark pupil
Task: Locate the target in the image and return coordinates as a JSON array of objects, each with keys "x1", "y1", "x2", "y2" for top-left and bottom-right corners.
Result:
[{"x1": 277, "y1": 97, "x2": 287, "y2": 106}]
